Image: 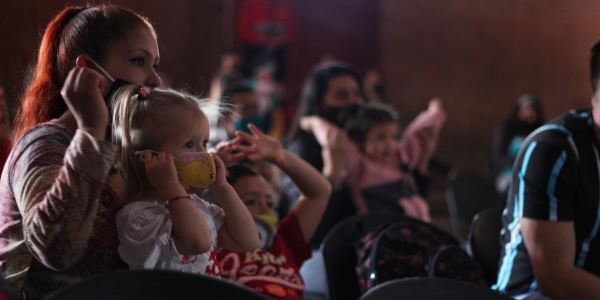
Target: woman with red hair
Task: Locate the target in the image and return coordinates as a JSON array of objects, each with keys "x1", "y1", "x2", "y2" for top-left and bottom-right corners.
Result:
[{"x1": 0, "y1": 5, "x2": 161, "y2": 298}]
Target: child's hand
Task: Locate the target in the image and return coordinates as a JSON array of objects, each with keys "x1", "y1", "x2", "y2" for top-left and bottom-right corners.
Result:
[
  {"x1": 428, "y1": 97, "x2": 443, "y2": 112},
  {"x1": 208, "y1": 154, "x2": 229, "y2": 191},
  {"x1": 234, "y1": 124, "x2": 287, "y2": 167},
  {"x1": 142, "y1": 151, "x2": 184, "y2": 198},
  {"x1": 299, "y1": 115, "x2": 326, "y2": 133},
  {"x1": 209, "y1": 139, "x2": 247, "y2": 166}
]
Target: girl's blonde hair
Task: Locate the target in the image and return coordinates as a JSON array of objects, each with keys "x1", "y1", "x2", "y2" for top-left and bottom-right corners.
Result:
[{"x1": 111, "y1": 85, "x2": 222, "y2": 199}]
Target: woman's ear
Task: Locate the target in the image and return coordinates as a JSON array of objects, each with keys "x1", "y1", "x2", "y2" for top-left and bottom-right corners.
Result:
[{"x1": 75, "y1": 55, "x2": 92, "y2": 68}]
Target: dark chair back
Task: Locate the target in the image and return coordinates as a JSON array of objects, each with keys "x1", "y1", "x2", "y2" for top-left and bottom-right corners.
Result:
[
  {"x1": 0, "y1": 275, "x2": 18, "y2": 300},
  {"x1": 321, "y1": 212, "x2": 407, "y2": 300},
  {"x1": 358, "y1": 278, "x2": 513, "y2": 300},
  {"x1": 48, "y1": 270, "x2": 268, "y2": 300},
  {"x1": 467, "y1": 206, "x2": 503, "y2": 286},
  {"x1": 445, "y1": 169, "x2": 499, "y2": 245}
]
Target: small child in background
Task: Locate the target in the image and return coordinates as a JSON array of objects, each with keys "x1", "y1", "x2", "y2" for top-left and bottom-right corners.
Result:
[
  {"x1": 111, "y1": 85, "x2": 259, "y2": 276},
  {"x1": 301, "y1": 99, "x2": 446, "y2": 222},
  {"x1": 213, "y1": 124, "x2": 331, "y2": 300}
]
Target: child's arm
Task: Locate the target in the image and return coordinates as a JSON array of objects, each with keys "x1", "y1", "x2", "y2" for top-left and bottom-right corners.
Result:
[
  {"x1": 235, "y1": 124, "x2": 332, "y2": 242},
  {"x1": 143, "y1": 152, "x2": 212, "y2": 255},
  {"x1": 400, "y1": 98, "x2": 446, "y2": 173},
  {"x1": 212, "y1": 155, "x2": 260, "y2": 252}
]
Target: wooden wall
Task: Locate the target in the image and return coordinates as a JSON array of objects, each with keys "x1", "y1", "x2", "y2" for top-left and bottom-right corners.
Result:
[
  {"x1": 380, "y1": 0, "x2": 600, "y2": 174},
  {"x1": 3, "y1": 0, "x2": 600, "y2": 174}
]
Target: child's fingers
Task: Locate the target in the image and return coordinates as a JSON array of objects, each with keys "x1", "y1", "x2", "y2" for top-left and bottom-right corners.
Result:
[
  {"x1": 247, "y1": 123, "x2": 265, "y2": 137},
  {"x1": 233, "y1": 143, "x2": 257, "y2": 155},
  {"x1": 157, "y1": 151, "x2": 167, "y2": 162},
  {"x1": 212, "y1": 154, "x2": 224, "y2": 168},
  {"x1": 235, "y1": 130, "x2": 256, "y2": 143},
  {"x1": 229, "y1": 136, "x2": 244, "y2": 146},
  {"x1": 230, "y1": 151, "x2": 248, "y2": 162},
  {"x1": 246, "y1": 153, "x2": 261, "y2": 162}
]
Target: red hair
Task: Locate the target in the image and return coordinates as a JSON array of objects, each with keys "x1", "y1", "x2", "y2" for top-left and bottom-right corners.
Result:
[{"x1": 14, "y1": 5, "x2": 156, "y2": 140}]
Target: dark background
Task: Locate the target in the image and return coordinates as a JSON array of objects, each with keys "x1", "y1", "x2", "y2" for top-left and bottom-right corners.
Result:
[{"x1": 1, "y1": 0, "x2": 599, "y2": 175}]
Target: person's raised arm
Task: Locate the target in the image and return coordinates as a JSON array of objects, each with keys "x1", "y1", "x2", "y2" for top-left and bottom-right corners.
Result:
[
  {"x1": 400, "y1": 98, "x2": 446, "y2": 174},
  {"x1": 300, "y1": 116, "x2": 350, "y2": 188},
  {"x1": 213, "y1": 154, "x2": 260, "y2": 252},
  {"x1": 15, "y1": 67, "x2": 114, "y2": 270},
  {"x1": 521, "y1": 218, "x2": 600, "y2": 299},
  {"x1": 235, "y1": 124, "x2": 332, "y2": 241}
]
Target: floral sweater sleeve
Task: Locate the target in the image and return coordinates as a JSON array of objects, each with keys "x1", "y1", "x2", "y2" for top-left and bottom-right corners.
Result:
[{"x1": 0, "y1": 120, "x2": 120, "y2": 293}]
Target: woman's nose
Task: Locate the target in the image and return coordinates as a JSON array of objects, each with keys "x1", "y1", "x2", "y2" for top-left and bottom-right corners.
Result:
[{"x1": 146, "y1": 71, "x2": 162, "y2": 88}]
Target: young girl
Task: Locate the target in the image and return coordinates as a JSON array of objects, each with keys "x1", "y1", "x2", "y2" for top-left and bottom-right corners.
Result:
[
  {"x1": 214, "y1": 124, "x2": 331, "y2": 300},
  {"x1": 301, "y1": 99, "x2": 446, "y2": 222},
  {"x1": 112, "y1": 85, "x2": 259, "y2": 275}
]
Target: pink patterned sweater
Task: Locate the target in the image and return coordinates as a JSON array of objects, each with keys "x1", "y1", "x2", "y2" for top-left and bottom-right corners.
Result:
[{"x1": 0, "y1": 120, "x2": 128, "y2": 299}]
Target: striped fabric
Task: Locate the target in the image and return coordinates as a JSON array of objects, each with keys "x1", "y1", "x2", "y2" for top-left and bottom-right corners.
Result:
[{"x1": 493, "y1": 109, "x2": 600, "y2": 296}]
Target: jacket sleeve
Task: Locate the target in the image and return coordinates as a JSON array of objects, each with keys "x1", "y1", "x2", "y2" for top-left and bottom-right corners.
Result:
[{"x1": 398, "y1": 107, "x2": 446, "y2": 170}]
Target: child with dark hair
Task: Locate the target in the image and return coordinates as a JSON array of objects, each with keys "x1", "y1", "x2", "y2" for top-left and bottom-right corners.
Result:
[
  {"x1": 301, "y1": 99, "x2": 445, "y2": 222},
  {"x1": 213, "y1": 124, "x2": 331, "y2": 300}
]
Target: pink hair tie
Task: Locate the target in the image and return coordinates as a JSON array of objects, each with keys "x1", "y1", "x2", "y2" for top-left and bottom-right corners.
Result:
[{"x1": 138, "y1": 86, "x2": 151, "y2": 99}]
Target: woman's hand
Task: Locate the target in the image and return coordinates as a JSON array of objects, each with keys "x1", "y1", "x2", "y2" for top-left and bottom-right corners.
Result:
[
  {"x1": 60, "y1": 67, "x2": 109, "y2": 139},
  {"x1": 233, "y1": 124, "x2": 287, "y2": 167}
]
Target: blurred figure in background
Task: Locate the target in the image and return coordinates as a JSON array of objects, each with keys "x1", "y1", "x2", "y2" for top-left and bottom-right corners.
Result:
[
  {"x1": 209, "y1": 49, "x2": 244, "y2": 101},
  {"x1": 301, "y1": 99, "x2": 446, "y2": 222},
  {"x1": 490, "y1": 93, "x2": 544, "y2": 196},
  {"x1": 285, "y1": 63, "x2": 364, "y2": 248},
  {"x1": 363, "y1": 67, "x2": 387, "y2": 103},
  {"x1": 248, "y1": 62, "x2": 287, "y2": 140},
  {"x1": 237, "y1": 0, "x2": 297, "y2": 82}
]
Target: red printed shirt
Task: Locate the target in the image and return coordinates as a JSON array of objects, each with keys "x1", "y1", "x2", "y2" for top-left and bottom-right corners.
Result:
[{"x1": 218, "y1": 211, "x2": 311, "y2": 300}]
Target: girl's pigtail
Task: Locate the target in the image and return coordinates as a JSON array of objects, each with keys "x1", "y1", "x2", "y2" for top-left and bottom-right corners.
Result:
[{"x1": 112, "y1": 85, "x2": 146, "y2": 198}]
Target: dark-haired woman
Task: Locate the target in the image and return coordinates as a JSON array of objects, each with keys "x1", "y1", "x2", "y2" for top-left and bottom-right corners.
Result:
[
  {"x1": 284, "y1": 63, "x2": 364, "y2": 249},
  {"x1": 0, "y1": 5, "x2": 161, "y2": 298}
]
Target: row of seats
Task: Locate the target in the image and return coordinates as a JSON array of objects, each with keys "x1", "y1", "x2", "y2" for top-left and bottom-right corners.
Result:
[
  {"x1": 0, "y1": 169, "x2": 502, "y2": 300},
  {"x1": 319, "y1": 168, "x2": 505, "y2": 300}
]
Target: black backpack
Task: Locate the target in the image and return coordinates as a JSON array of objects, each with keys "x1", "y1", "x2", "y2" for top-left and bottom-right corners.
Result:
[{"x1": 355, "y1": 217, "x2": 486, "y2": 293}]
